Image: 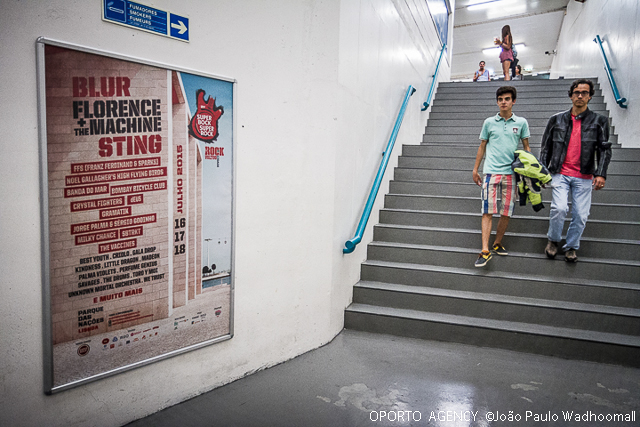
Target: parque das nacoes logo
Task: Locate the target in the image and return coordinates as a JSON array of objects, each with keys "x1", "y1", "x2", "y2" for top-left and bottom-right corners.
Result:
[{"x1": 189, "y1": 89, "x2": 224, "y2": 142}]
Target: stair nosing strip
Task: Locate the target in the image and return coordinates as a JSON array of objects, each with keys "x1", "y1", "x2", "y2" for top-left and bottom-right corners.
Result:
[
  {"x1": 390, "y1": 179, "x2": 640, "y2": 193},
  {"x1": 391, "y1": 180, "x2": 478, "y2": 186},
  {"x1": 354, "y1": 281, "x2": 640, "y2": 317},
  {"x1": 373, "y1": 223, "x2": 640, "y2": 246},
  {"x1": 395, "y1": 167, "x2": 632, "y2": 177},
  {"x1": 411, "y1": 143, "x2": 636, "y2": 148},
  {"x1": 386, "y1": 193, "x2": 640, "y2": 208},
  {"x1": 380, "y1": 208, "x2": 640, "y2": 226},
  {"x1": 346, "y1": 303, "x2": 640, "y2": 347},
  {"x1": 361, "y1": 259, "x2": 640, "y2": 290},
  {"x1": 400, "y1": 154, "x2": 640, "y2": 164},
  {"x1": 367, "y1": 241, "x2": 640, "y2": 267}
]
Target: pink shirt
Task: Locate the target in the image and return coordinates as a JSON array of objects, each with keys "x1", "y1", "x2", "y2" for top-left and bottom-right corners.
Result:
[{"x1": 561, "y1": 115, "x2": 593, "y2": 179}]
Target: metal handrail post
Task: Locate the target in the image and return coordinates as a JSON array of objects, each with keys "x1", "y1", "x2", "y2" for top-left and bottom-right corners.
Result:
[
  {"x1": 343, "y1": 85, "x2": 416, "y2": 254},
  {"x1": 594, "y1": 35, "x2": 628, "y2": 108},
  {"x1": 422, "y1": 44, "x2": 446, "y2": 111}
]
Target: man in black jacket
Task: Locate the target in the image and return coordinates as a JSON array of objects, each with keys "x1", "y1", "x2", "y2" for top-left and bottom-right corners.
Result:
[{"x1": 539, "y1": 79, "x2": 612, "y2": 262}]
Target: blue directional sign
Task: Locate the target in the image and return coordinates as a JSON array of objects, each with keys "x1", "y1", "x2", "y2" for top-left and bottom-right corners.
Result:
[
  {"x1": 169, "y1": 14, "x2": 189, "y2": 41},
  {"x1": 103, "y1": 0, "x2": 189, "y2": 42}
]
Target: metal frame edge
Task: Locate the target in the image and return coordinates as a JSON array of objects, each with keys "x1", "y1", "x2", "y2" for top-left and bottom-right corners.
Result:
[{"x1": 36, "y1": 36, "x2": 236, "y2": 394}]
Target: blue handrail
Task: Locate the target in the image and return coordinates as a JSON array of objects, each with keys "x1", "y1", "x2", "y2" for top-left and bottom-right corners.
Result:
[
  {"x1": 422, "y1": 44, "x2": 447, "y2": 111},
  {"x1": 594, "y1": 35, "x2": 627, "y2": 108},
  {"x1": 343, "y1": 85, "x2": 416, "y2": 254}
]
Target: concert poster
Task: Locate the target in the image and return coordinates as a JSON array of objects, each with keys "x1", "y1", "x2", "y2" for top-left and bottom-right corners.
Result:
[{"x1": 37, "y1": 39, "x2": 234, "y2": 392}]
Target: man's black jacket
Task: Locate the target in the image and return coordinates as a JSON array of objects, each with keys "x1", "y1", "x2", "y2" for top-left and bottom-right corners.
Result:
[{"x1": 539, "y1": 108, "x2": 612, "y2": 178}]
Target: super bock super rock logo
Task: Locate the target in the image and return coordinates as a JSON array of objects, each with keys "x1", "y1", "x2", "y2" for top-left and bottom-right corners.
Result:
[{"x1": 189, "y1": 89, "x2": 224, "y2": 142}]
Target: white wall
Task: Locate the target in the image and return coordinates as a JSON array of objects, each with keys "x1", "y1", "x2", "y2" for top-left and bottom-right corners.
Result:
[
  {"x1": 0, "y1": 0, "x2": 449, "y2": 425},
  {"x1": 550, "y1": 0, "x2": 640, "y2": 147}
]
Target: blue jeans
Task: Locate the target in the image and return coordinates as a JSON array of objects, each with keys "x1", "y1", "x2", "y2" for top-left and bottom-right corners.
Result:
[{"x1": 547, "y1": 174, "x2": 593, "y2": 250}]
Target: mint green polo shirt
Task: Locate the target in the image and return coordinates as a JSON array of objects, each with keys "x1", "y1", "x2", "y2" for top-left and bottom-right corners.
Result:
[{"x1": 480, "y1": 113, "x2": 530, "y2": 174}]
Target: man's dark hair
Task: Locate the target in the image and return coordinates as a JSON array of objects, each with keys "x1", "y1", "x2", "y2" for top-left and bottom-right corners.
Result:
[
  {"x1": 568, "y1": 79, "x2": 594, "y2": 97},
  {"x1": 496, "y1": 86, "x2": 517, "y2": 101},
  {"x1": 479, "y1": 61, "x2": 485, "y2": 66}
]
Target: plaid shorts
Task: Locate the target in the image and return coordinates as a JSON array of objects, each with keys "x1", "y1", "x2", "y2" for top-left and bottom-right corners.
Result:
[{"x1": 481, "y1": 174, "x2": 516, "y2": 216}]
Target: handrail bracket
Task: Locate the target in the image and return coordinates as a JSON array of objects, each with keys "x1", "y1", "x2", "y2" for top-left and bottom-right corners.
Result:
[{"x1": 594, "y1": 35, "x2": 628, "y2": 109}]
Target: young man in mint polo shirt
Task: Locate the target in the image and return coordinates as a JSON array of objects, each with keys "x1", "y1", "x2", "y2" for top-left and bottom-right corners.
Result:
[{"x1": 472, "y1": 86, "x2": 530, "y2": 267}]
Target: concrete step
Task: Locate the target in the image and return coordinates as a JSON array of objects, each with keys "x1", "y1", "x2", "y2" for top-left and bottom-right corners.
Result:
[
  {"x1": 383, "y1": 194, "x2": 640, "y2": 222},
  {"x1": 432, "y1": 91, "x2": 603, "y2": 101},
  {"x1": 352, "y1": 282, "x2": 640, "y2": 335},
  {"x1": 379, "y1": 208, "x2": 640, "y2": 241},
  {"x1": 427, "y1": 118, "x2": 567, "y2": 128},
  {"x1": 421, "y1": 133, "x2": 619, "y2": 144},
  {"x1": 372, "y1": 224, "x2": 640, "y2": 262},
  {"x1": 432, "y1": 96, "x2": 605, "y2": 107},
  {"x1": 388, "y1": 180, "x2": 640, "y2": 205},
  {"x1": 383, "y1": 193, "x2": 545, "y2": 217},
  {"x1": 424, "y1": 120, "x2": 614, "y2": 137},
  {"x1": 424, "y1": 126, "x2": 550, "y2": 135},
  {"x1": 428, "y1": 103, "x2": 607, "y2": 113},
  {"x1": 437, "y1": 79, "x2": 600, "y2": 89},
  {"x1": 359, "y1": 262, "x2": 640, "y2": 308},
  {"x1": 397, "y1": 156, "x2": 640, "y2": 175},
  {"x1": 436, "y1": 83, "x2": 601, "y2": 93},
  {"x1": 344, "y1": 303, "x2": 640, "y2": 367},
  {"x1": 393, "y1": 168, "x2": 638, "y2": 187},
  {"x1": 427, "y1": 110, "x2": 611, "y2": 120},
  {"x1": 403, "y1": 144, "x2": 639, "y2": 159},
  {"x1": 435, "y1": 86, "x2": 602, "y2": 96},
  {"x1": 365, "y1": 242, "x2": 640, "y2": 284}
]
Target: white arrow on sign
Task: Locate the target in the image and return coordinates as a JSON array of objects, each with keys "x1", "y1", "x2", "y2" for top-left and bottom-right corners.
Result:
[{"x1": 171, "y1": 20, "x2": 187, "y2": 35}]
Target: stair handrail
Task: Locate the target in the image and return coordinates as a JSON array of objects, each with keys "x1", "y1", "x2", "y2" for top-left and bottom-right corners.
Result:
[
  {"x1": 421, "y1": 44, "x2": 446, "y2": 111},
  {"x1": 343, "y1": 85, "x2": 416, "y2": 254},
  {"x1": 594, "y1": 35, "x2": 628, "y2": 108}
]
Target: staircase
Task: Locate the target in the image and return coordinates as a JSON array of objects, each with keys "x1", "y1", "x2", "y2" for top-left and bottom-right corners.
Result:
[{"x1": 345, "y1": 78, "x2": 640, "y2": 367}]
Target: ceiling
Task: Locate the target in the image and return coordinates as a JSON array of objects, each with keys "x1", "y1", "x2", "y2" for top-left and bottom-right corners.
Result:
[{"x1": 450, "y1": 0, "x2": 571, "y2": 80}]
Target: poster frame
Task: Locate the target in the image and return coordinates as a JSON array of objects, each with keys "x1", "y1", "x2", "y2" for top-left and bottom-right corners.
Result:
[
  {"x1": 426, "y1": 0, "x2": 450, "y2": 50},
  {"x1": 36, "y1": 37, "x2": 236, "y2": 394}
]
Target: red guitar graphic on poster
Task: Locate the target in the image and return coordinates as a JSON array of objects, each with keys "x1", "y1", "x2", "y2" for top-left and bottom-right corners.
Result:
[{"x1": 189, "y1": 89, "x2": 224, "y2": 142}]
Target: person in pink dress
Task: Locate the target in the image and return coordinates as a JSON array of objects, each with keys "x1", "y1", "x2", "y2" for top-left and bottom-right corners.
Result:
[{"x1": 495, "y1": 25, "x2": 514, "y2": 81}]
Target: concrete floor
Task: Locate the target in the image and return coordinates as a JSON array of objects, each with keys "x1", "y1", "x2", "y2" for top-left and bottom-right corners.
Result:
[{"x1": 127, "y1": 330, "x2": 640, "y2": 426}]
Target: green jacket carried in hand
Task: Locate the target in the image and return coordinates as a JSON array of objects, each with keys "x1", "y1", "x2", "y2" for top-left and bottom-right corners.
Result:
[{"x1": 511, "y1": 150, "x2": 552, "y2": 212}]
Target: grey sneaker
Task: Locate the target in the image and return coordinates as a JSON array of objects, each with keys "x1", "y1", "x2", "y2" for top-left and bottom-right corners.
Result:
[
  {"x1": 545, "y1": 240, "x2": 559, "y2": 259},
  {"x1": 565, "y1": 249, "x2": 578, "y2": 263}
]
